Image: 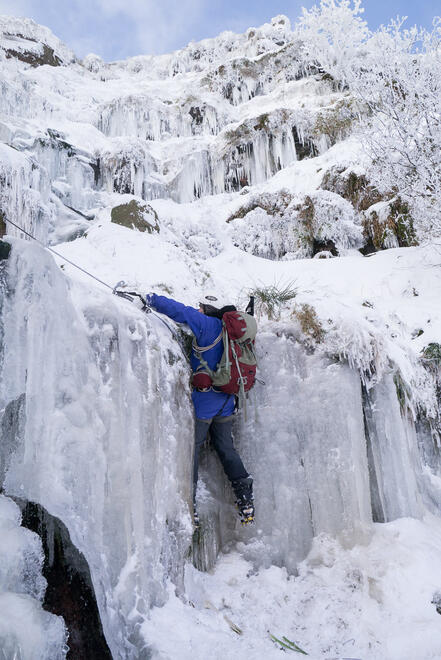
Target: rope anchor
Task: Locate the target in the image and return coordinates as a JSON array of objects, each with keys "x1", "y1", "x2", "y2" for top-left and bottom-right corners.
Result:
[{"x1": 112, "y1": 280, "x2": 150, "y2": 311}]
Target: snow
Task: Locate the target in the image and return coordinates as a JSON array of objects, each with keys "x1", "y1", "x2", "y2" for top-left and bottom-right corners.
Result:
[
  {"x1": 143, "y1": 516, "x2": 441, "y2": 660},
  {"x1": 0, "y1": 10, "x2": 441, "y2": 660}
]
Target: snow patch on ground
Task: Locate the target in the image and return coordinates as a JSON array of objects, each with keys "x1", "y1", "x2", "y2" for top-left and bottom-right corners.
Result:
[{"x1": 143, "y1": 517, "x2": 441, "y2": 660}]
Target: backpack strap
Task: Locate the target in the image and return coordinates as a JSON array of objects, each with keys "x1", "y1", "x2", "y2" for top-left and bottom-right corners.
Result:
[
  {"x1": 192, "y1": 330, "x2": 223, "y2": 353},
  {"x1": 192, "y1": 330, "x2": 223, "y2": 386},
  {"x1": 231, "y1": 341, "x2": 248, "y2": 420}
]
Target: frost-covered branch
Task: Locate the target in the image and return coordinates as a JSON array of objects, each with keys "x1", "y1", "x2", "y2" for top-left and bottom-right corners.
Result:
[{"x1": 296, "y1": 1, "x2": 441, "y2": 238}]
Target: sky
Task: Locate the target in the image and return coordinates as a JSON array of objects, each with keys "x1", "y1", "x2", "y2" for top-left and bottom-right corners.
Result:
[{"x1": 0, "y1": 0, "x2": 438, "y2": 61}]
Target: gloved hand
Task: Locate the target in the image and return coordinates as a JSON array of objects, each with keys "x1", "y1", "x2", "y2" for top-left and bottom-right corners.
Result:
[
  {"x1": 145, "y1": 293, "x2": 155, "y2": 307},
  {"x1": 132, "y1": 295, "x2": 147, "y2": 311}
]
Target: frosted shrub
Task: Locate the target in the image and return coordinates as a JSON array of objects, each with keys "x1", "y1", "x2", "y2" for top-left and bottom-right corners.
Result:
[
  {"x1": 291, "y1": 303, "x2": 325, "y2": 345},
  {"x1": 229, "y1": 206, "x2": 308, "y2": 260},
  {"x1": 297, "y1": 0, "x2": 441, "y2": 238},
  {"x1": 422, "y1": 343, "x2": 441, "y2": 369},
  {"x1": 229, "y1": 189, "x2": 362, "y2": 259},
  {"x1": 297, "y1": 0, "x2": 369, "y2": 87},
  {"x1": 361, "y1": 198, "x2": 417, "y2": 251},
  {"x1": 228, "y1": 191, "x2": 299, "y2": 259},
  {"x1": 82, "y1": 53, "x2": 104, "y2": 73},
  {"x1": 296, "y1": 190, "x2": 363, "y2": 252},
  {"x1": 253, "y1": 282, "x2": 298, "y2": 319}
]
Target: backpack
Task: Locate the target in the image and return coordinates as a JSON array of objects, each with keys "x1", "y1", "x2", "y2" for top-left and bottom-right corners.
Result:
[{"x1": 192, "y1": 311, "x2": 257, "y2": 397}]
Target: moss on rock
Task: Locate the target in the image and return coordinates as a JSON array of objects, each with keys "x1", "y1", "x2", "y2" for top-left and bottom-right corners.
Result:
[
  {"x1": 361, "y1": 197, "x2": 417, "y2": 254},
  {"x1": 389, "y1": 198, "x2": 417, "y2": 247},
  {"x1": 0, "y1": 240, "x2": 11, "y2": 260},
  {"x1": 321, "y1": 167, "x2": 417, "y2": 254},
  {"x1": 312, "y1": 98, "x2": 358, "y2": 146},
  {"x1": 422, "y1": 343, "x2": 441, "y2": 364},
  {"x1": 321, "y1": 167, "x2": 383, "y2": 211},
  {"x1": 111, "y1": 200, "x2": 159, "y2": 233}
]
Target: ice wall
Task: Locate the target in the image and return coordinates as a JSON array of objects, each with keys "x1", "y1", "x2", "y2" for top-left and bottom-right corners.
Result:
[
  {"x1": 0, "y1": 143, "x2": 52, "y2": 243},
  {"x1": 0, "y1": 17, "x2": 322, "y2": 208},
  {"x1": 193, "y1": 329, "x2": 441, "y2": 575},
  {"x1": 98, "y1": 98, "x2": 225, "y2": 141},
  {"x1": 0, "y1": 240, "x2": 194, "y2": 658},
  {"x1": 0, "y1": 13, "x2": 338, "y2": 222},
  {"x1": 0, "y1": 138, "x2": 92, "y2": 245},
  {"x1": 101, "y1": 128, "x2": 299, "y2": 204},
  {"x1": 363, "y1": 378, "x2": 424, "y2": 522},
  {"x1": 1, "y1": 239, "x2": 440, "y2": 656},
  {"x1": 195, "y1": 331, "x2": 372, "y2": 573}
]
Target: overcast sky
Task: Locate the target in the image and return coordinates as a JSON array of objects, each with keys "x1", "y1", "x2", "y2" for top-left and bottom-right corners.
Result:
[{"x1": 0, "y1": 0, "x2": 438, "y2": 61}]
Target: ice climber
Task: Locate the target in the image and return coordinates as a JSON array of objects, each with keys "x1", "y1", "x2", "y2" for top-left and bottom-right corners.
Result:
[{"x1": 145, "y1": 292, "x2": 254, "y2": 528}]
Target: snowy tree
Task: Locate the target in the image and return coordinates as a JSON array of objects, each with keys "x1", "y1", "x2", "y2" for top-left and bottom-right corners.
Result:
[
  {"x1": 297, "y1": 0, "x2": 370, "y2": 87},
  {"x1": 297, "y1": 1, "x2": 441, "y2": 239}
]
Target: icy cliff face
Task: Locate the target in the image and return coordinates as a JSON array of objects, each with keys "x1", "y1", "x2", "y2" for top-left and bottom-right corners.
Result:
[
  {"x1": 0, "y1": 13, "x2": 357, "y2": 243},
  {"x1": 1, "y1": 13, "x2": 441, "y2": 660},
  {"x1": 0, "y1": 241, "x2": 193, "y2": 656}
]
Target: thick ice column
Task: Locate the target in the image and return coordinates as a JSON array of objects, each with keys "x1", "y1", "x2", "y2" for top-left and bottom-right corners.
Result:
[
  {"x1": 220, "y1": 130, "x2": 297, "y2": 195},
  {"x1": 234, "y1": 332, "x2": 372, "y2": 572},
  {"x1": 31, "y1": 139, "x2": 97, "y2": 213},
  {"x1": 98, "y1": 100, "x2": 223, "y2": 141},
  {"x1": 363, "y1": 376, "x2": 424, "y2": 522},
  {"x1": 0, "y1": 240, "x2": 193, "y2": 658},
  {"x1": 0, "y1": 143, "x2": 52, "y2": 243},
  {"x1": 174, "y1": 149, "x2": 214, "y2": 201},
  {"x1": 415, "y1": 419, "x2": 441, "y2": 516}
]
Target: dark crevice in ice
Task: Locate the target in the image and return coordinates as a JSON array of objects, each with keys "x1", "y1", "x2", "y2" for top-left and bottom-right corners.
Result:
[
  {"x1": 13, "y1": 499, "x2": 113, "y2": 660},
  {"x1": 361, "y1": 383, "x2": 386, "y2": 523}
]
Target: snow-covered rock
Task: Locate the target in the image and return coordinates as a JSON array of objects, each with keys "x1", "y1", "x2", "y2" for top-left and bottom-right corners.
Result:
[{"x1": 0, "y1": 16, "x2": 75, "y2": 67}]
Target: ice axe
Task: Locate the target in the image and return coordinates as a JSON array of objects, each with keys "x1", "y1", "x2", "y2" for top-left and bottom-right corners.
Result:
[{"x1": 113, "y1": 280, "x2": 150, "y2": 312}]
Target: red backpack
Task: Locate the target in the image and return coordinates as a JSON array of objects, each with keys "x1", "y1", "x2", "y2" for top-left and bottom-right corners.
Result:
[{"x1": 192, "y1": 311, "x2": 257, "y2": 396}]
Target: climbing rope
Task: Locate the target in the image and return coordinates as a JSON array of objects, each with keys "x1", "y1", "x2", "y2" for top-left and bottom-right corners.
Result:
[
  {"x1": 4, "y1": 218, "x2": 177, "y2": 337},
  {"x1": 5, "y1": 218, "x2": 114, "y2": 290}
]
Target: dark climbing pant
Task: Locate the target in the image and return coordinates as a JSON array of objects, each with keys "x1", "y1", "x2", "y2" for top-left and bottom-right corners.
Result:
[{"x1": 193, "y1": 415, "x2": 249, "y2": 498}]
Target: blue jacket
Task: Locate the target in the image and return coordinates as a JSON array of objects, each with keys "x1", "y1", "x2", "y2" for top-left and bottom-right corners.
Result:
[{"x1": 148, "y1": 294, "x2": 235, "y2": 420}]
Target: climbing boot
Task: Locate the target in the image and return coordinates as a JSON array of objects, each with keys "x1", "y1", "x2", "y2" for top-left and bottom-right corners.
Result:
[{"x1": 232, "y1": 477, "x2": 254, "y2": 525}]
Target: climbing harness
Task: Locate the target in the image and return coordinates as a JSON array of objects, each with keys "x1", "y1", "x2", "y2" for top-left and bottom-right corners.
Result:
[{"x1": 4, "y1": 218, "x2": 177, "y2": 337}]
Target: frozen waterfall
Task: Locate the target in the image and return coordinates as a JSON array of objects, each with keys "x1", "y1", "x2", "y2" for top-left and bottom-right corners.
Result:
[
  {"x1": 1, "y1": 239, "x2": 440, "y2": 656},
  {"x1": 0, "y1": 240, "x2": 193, "y2": 657}
]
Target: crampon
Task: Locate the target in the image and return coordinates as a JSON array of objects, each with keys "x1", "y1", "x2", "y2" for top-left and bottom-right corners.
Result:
[
  {"x1": 237, "y1": 502, "x2": 255, "y2": 525},
  {"x1": 193, "y1": 505, "x2": 200, "y2": 531}
]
